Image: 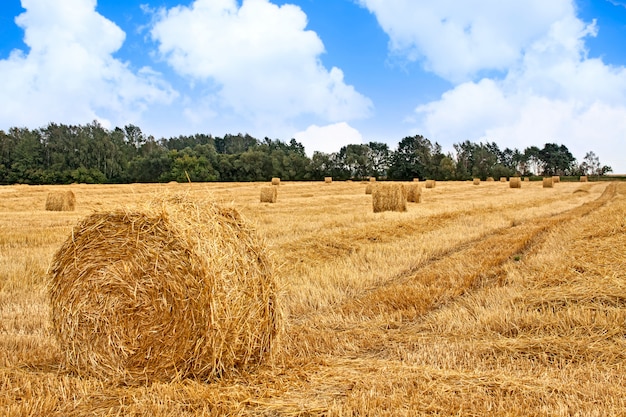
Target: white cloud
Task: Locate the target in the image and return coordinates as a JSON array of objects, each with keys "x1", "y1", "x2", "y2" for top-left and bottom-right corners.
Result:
[
  {"x1": 294, "y1": 122, "x2": 364, "y2": 157},
  {"x1": 358, "y1": 0, "x2": 574, "y2": 82},
  {"x1": 0, "y1": 0, "x2": 175, "y2": 130},
  {"x1": 360, "y1": 1, "x2": 626, "y2": 173},
  {"x1": 150, "y1": 0, "x2": 372, "y2": 129}
]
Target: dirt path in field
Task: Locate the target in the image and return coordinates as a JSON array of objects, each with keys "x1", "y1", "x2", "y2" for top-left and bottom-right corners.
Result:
[{"x1": 284, "y1": 182, "x2": 619, "y2": 358}]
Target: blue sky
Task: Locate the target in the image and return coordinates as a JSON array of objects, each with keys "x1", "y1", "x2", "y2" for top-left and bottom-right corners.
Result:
[{"x1": 1, "y1": 0, "x2": 625, "y2": 173}]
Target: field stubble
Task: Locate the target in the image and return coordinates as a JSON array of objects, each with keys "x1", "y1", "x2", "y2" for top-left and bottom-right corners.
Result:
[{"x1": 0, "y1": 180, "x2": 624, "y2": 415}]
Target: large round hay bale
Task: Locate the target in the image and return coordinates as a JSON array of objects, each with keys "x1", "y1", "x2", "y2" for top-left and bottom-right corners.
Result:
[
  {"x1": 552, "y1": 175, "x2": 560, "y2": 184},
  {"x1": 473, "y1": 178, "x2": 480, "y2": 185},
  {"x1": 510, "y1": 177, "x2": 522, "y2": 188},
  {"x1": 324, "y1": 177, "x2": 332, "y2": 184},
  {"x1": 271, "y1": 177, "x2": 280, "y2": 186},
  {"x1": 406, "y1": 183, "x2": 422, "y2": 203},
  {"x1": 580, "y1": 175, "x2": 588, "y2": 182},
  {"x1": 500, "y1": 177, "x2": 507, "y2": 182},
  {"x1": 48, "y1": 195, "x2": 281, "y2": 384},
  {"x1": 543, "y1": 177, "x2": 554, "y2": 188},
  {"x1": 425, "y1": 179, "x2": 436, "y2": 189},
  {"x1": 369, "y1": 177, "x2": 376, "y2": 182},
  {"x1": 260, "y1": 185, "x2": 277, "y2": 203},
  {"x1": 45, "y1": 190, "x2": 76, "y2": 211},
  {"x1": 372, "y1": 183, "x2": 407, "y2": 213},
  {"x1": 486, "y1": 177, "x2": 495, "y2": 182}
]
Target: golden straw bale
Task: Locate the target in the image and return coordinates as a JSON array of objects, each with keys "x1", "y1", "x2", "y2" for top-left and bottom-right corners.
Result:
[
  {"x1": 48, "y1": 194, "x2": 281, "y2": 384},
  {"x1": 500, "y1": 177, "x2": 507, "y2": 182},
  {"x1": 365, "y1": 183, "x2": 374, "y2": 195},
  {"x1": 486, "y1": 177, "x2": 494, "y2": 182},
  {"x1": 413, "y1": 178, "x2": 420, "y2": 182},
  {"x1": 473, "y1": 178, "x2": 480, "y2": 185},
  {"x1": 324, "y1": 177, "x2": 332, "y2": 184},
  {"x1": 509, "y1": 177, "x2": 522, "y2": 188},
  {"x1": 372, "y1": 183, "x2": 407, "y2": 213},
  {"x1": 271, "y1": 177, "x2": 280, "y2": 186},
  {"x1": 524, "y1": 177, "x2": 530, "y2": 182},
  {"x1": 543, "y1": 177, "x2": 554, "y2": 188},
  {"x1": 45, "y1": 190, "x2": 76, "y2": 211},
  {"x1": 425, "y1": 179, "x2": 436, "y2": 189},
  {"x1": 260, "y1": 186, "x2": 277, "y2": 203},
  {"x1": 552, "y1": 175, "x2": 560, "y2": 183},
  {"x1": 369, "y1": 177, "x2": 376, "y2": 182},
  {"x1": 406, "y1": 183, "x2": 422, "y2": 203},
  {"x1": 580, "y1": 175, "x2": 588, "y2": 182}
]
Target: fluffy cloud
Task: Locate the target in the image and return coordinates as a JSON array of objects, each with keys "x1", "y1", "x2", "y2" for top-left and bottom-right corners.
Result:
[
  {"x1": 294, "y1": 122, "x2": 364, "y2": 157},
  {"x1": 0, "y1": 0, "x2": 175, "y2": 129},
  {"x1": 358, "y1": 0, "x2": 573, "y2": 82},
  {"x1": 361, "y1": 1, "x2": 626, "y2": 173},
  {"x1": 151, "y1": 0, "x2": 372, "y2": 129}
]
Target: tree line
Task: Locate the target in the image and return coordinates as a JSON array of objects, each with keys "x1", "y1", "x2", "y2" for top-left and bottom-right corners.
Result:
[{"x1": 0, "y1": 121, "x2": 612, "y2": 184}]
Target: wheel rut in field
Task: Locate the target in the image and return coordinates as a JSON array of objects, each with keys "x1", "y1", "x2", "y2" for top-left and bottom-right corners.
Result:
[{"x1": 284, "y1": 183, "x2": 618, "y2": 357}]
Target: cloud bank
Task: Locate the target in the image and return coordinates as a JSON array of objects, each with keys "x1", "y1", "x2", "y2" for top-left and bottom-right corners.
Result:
[{"x1": 360, "y1": 0, "x2": 626, "y2": 172}]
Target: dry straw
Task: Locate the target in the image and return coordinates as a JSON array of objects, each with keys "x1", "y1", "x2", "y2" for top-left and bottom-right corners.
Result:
[
  {"x1": 552, "y1": 175, "x2": 560, "y2": 183},
  {"x1": 510, "y1": 177, "x2": 522, "y2": 188},
  {"x1": 48, "y1": 194, "x2": 281, "y2": 384},
  {"x1": 324, "y1": 177, "x2": 332, "y2": 184},
  {"x1": 486, "y1": 177, "x2": 495, "y2": 182},
  {"x1": 580, "y1": 176, "x2": 588, "y2": 182},
  {"x1": 372, "y1": 183, "x2": 407, "y2": 213},
  {"x1": 425, "y1": 179, "x2": 436, "y2": 189},
  {"x1": 271, "y1": 177, "x2": 280, "y2": 186},
  {"x1": 45, "y1": 190, "x2": 76, "y2": 211},
  {"x1": 524, "y1": 177, "x2": 530, "y2": 182},
  {"x1": 413, "y1": 178, "x2": 420, "y2": 182},
  {"x1": 369, "y1": 177, "x2": 376, "y2": 182},
  {"x1": 260, "y1": 186, "x2": 277, "y2": 203},
  {"x1": 406, "y1": 183, "x2": 422, "y2": 203},
  {"x1": 473, "y1": 178, "x2": 480, "y2": 185},
  {"x1": 543, "y1": 177, "x2": 554, "y2": 188},
  {"x1": 365, "y1": 183, "x2": 374, "y2": 195},
  {"x1": 500, "y1": 177, "x2": 507, "y2": 182}
]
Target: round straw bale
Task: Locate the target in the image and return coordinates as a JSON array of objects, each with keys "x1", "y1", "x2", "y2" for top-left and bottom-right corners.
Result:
[
  {"x1": 486, "y1": 177, "x2": 495, "y2": 182},
  {"x1": 369, "y1": 177, "x2": 376, "y2": 182},
  {"x1": 271, "y1": 177, "x2": 280, "y2": 186},
  {"x1": 324, "y1": 177, "x2": 332, "y2": 184},
  {"x1": 500, "y1": 177, "x2": 507, "y2": 182},
  {"x1": 260, "y1": 185, "x2": 277, "y2": 203},
  {"x1": 580, "y1": 175, "x2": 588, "y2": 182},
  {"x1": 509, "y1": 177, "x2": 522, "y2": 188},
  {"x1": 524, "y1": 177, "x2": 530, "y2": 182},
  {"x1": 425, "y1": 179, "x2": 436, "y2": 189},
  {"x1": 406, "y1": 183, "x2": 422, "y2": 203},
  {"x1": 473, "y1": 178, "x2": 480, "y2": 185},
  {"x1": 372, "y1": 183, "x2": 407, "y2": 213},
  {"x1": 365, "y1": 183, "x2": 374, "y2": 195},
  {"x1": 45, "y1": 190, "x2": 76, "y2": 211},
  {"x1": 552, "y1": 175, "x2": 560, "y2": 183},
  {"x1": 543, "y1": 177, "x2": 553, "y2": 188},
  {"x1": 413, "y1": 178, "x2": 420, "y2": 182},
  {"x1": 48, "y1": 194, "x2": 281, "y2": 384}
]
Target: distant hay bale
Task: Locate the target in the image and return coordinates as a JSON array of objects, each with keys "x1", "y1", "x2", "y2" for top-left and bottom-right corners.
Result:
[
  {"x1": 324, "y1": 177, "x2": 332, "y2": 184},
  {"x1": 473, "y1": 178, "x2": 480, "y2": 185},
  {"x1": 524, "y1": 177, "x2": 530, "y2": 182},
  {"x1": 372, "y1": 183, "x2": 407, "y2": 213},
  {"x1": 580, "y1": 176, "x2": 588, "y2": 182},
  {"x1": 486, "y1": 177, "x2": 495, "y2": 182},
  {"x1": 48, "y1": 195, "x2": 281, "y2": 384},
  {"x1": 406, "y1": 183, "x2": 422, "y2": 203},
  {"x1": 413, "y1": 178, "x2": 420, "y2": 182},
  {"x1": 369, "y1": 177, "x2": 376, "y2": 182},
  {"x1": 543, "y1": 177, "x2": 554, "y2": 188},
  {"x1": 510, "y1": 177, "x2": 522, "y2": 188},
  {"x1": 45, "y1": 190, "x2": 76, "y2": 211},
  {"x1": 425, "y1": 179, "x2": 436, "y2": 189},
  {"x1": 271, "y1": 177, "x2": 280, "y2": 186},
  {"x1": 365, "y1": 183, "x2": 374, "y2": 195},
  {"x1": 260, "y1": 186, "x2": 277, "y2": 203},
  {"x1": 500, "y1": 177, "x2": 507, "y2": 182},
  {"x1": 552, "y1": 175, "x2": 560, "y2": 183}
]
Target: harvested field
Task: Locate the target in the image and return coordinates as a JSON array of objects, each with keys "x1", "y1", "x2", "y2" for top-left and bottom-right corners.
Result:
[{"x1": 1, "y1": 180, "x2": 625, "y2": 416}]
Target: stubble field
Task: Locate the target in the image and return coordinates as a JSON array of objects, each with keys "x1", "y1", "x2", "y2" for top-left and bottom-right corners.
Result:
[{"x1": 1, "y1": 179, "x2": 625, "y2": 416}]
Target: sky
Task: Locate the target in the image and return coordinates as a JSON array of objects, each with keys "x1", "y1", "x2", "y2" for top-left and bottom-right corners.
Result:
[{"x1": 1, "y1": 0, "x2": 626, "y2": 173}]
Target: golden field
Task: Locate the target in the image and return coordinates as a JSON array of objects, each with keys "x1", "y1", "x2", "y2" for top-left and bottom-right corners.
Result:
[{"x1": 1, "y1": 179, "x2": 625, "y2": 416}]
